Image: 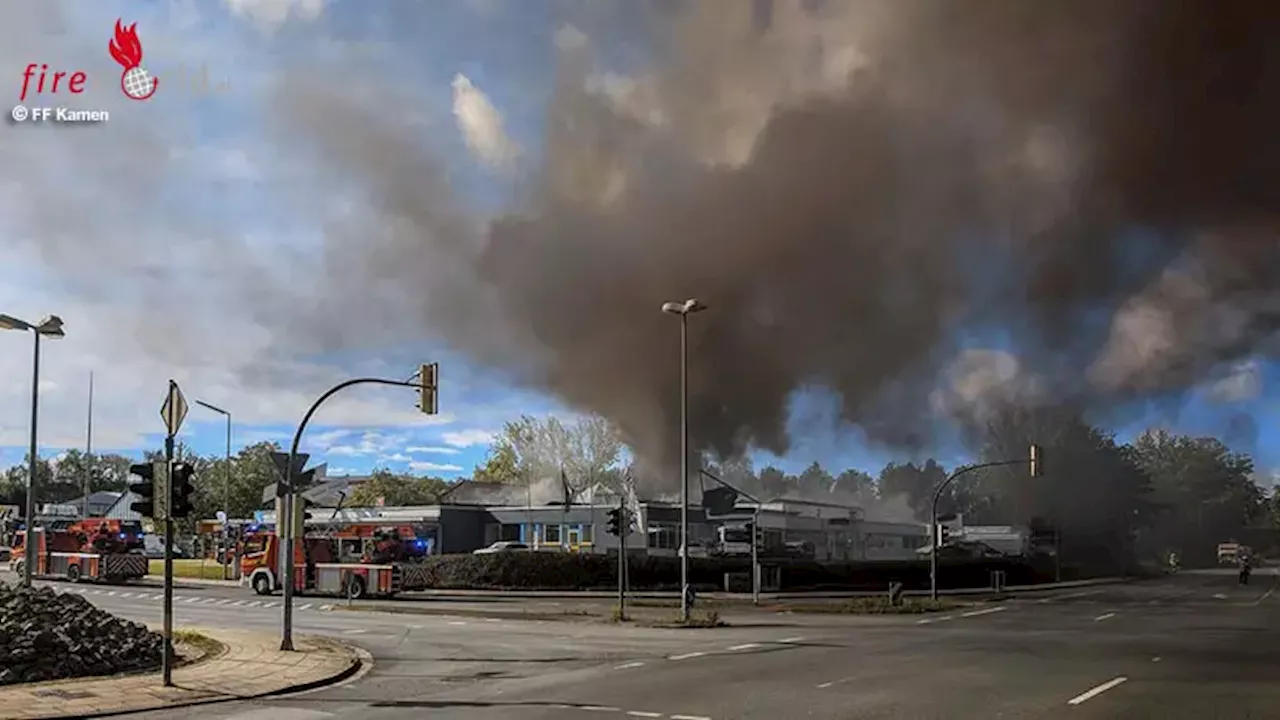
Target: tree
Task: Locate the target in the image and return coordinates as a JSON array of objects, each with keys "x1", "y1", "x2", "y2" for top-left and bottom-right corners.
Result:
[
  {"x1": 485, "y1": 414, "x2": 625, "y2": 495},
  {"x1": 796, "y1": 462, "x2": 835, "y2": 496},
  {"x1": 831, "y1": 468, "x2": 877, "y2": 506},
  {"x1": 758, "y1": 465, "x2": 788, "y2": 498},
  {"x1": 349, "y1": 469, "x2": 447, "y2": 507},
  {"x1": 1131, "y1": 429, "x2": 1262, "y2": 564},
  {"x1": 473, "y1": 440, "x2": 519, "y2": 483},
  {"x1": 973, "y1": 405, "x2": 1154, "y2": 573},
  {"x1": 1, "y1": 456, "x2": 54, "y2": 507},
  {"x1": 877, "y1": 461, "x2": 946, "y2": 519}
]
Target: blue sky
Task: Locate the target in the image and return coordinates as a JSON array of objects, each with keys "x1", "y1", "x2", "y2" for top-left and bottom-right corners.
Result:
[{"x1": 0, "y1": 1, "x2": 1273, "y2": 485}]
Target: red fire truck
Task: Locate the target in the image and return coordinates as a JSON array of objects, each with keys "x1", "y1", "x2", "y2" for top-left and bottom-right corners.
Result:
[
  {"x1": 9, "y1": 520, "x2": 148, "y2": 583},
  {"x1": 240, "y1": 525, "x2": 432, "y2": 599}
]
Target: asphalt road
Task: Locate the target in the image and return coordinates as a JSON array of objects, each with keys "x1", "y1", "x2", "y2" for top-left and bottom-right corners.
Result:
[{"x1": 6, "y1": 567, "x2": 1279, "y2": 719}]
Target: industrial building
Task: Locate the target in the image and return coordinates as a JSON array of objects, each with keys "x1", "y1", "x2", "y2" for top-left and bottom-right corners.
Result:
[{"x1": 246, "y1": 491, "x2": 931, "y2": 562}]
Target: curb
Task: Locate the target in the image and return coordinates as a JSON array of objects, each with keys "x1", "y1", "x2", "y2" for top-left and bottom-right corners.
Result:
[{"x1": 19, "y1": 635, "x2": 364, "y2": 719}]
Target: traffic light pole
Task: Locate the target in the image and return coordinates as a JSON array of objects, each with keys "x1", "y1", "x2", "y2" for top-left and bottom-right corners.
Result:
[
  {"x1": 617, "y1": 502, "x2": 627, "y2": 620},
  {"x1": 929, "y1": 459, "x2": 1026, "y2": 601},
  {"x1": 162, "y1": 434, "x2": 175, "y2": 687},
  {"x1": 281, "y1": 376, "x2": 427, "y2": 652}
]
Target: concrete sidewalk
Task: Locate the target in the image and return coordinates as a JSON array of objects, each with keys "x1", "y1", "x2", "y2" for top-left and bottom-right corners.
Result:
[{"x1": 0, "y1": 628, "x2": 364, "y2": 719}]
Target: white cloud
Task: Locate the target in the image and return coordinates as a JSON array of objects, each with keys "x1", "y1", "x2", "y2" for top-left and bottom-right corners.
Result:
[
  {"x1": 380, "y1": 452, "x2": 411, "y2": 462},
  {"x1": 441, "y1": 429, "x2": 495, "y2": 448},
  {"x1": 409, "y1": 461, "x2": 463, "y2": 473},
  {"x1": 451, "y1": 74, "x2": 519, "y2": 169},
  {"x1": 1203, "y1": 359, "x2": 1261, "y2": 404},
  {"x1": 320, "y1": 431, "x2": 408, "y2": 457},
  {"x1": 405, "y1": 445, "x2": 461, "y2": 455},
  {"x1": 223, "y1": 0, "x2": 325, "y2": 29}
]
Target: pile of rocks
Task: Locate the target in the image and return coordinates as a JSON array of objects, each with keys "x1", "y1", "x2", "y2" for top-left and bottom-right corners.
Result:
[{"x1": 0, "y1": 582, "x2": 164, "y2": 685}]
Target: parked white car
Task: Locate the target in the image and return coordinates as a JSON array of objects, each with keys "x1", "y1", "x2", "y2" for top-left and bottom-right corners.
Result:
[{"x1": 473, "y1": 541, "x2": 530, "y2": 555}]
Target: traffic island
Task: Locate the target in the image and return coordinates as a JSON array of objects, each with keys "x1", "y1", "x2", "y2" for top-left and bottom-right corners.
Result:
[
  {"x1": 782, "y1": 597, "x2": 973, "y2": 614},
  {"x1": 0, "y1": 628, "x2": 364, "y2": 719}
]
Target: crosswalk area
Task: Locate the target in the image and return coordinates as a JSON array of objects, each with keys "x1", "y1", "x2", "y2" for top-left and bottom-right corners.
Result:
[{"x1": 62, "y1": 585, "x2": 335, "y2": 613}]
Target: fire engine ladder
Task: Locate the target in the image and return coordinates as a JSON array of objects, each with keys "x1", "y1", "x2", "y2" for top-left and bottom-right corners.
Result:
[{"x1": 390, "y1": 564, "x2": 404, "y2": 593}]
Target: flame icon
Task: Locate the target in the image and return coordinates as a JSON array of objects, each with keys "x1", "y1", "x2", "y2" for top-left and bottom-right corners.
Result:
[{"x1": 109, "y1": 20, "x2": 158, "y2": 101}]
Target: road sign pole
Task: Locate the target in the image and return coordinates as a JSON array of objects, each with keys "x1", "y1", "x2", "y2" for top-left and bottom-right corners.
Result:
[
  {"x1": 617, "y1": 502, "x2": 627, "y2": 620},
  {"x1": 162, "y1": 434, "x2": 174, "y2": 687}
]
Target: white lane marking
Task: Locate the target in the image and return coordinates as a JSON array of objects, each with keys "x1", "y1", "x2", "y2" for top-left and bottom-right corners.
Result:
[
  {"x1": 777, "y1": 636, "x2": 805, "y2": 643},
  {"x1": 183, "y1": 597, "x2": 201, "y2": 603},
  {"x1": 89, "y1": 589, "x2": 102, "y2": 595},
  {"x1": 1255, "y1": 585, "x2": 1277, "y2": 605},
  {"x1": 1093, "y1": 612, "x2": 1116, "y2": 622},
  {"x1": 342, "y1": 629, "x2": 366, "y2": 635},
  {"x1": 201, "y1": 597, "x2": 219, "y2": 603},
  {"x1": 1036, "y1": 589, "x2": 1100, "y2": 604},
  {"x1": 118, "y1": 592, "x2": 135, "y2": 598},
  {"x1": 246, "y1": 601, "x2": 263, "y2": 607},
  {"x1": 448, "y1": 621, "x2": 467, "y2": 626},
  {"x1": 1151, "y1": 657, "x2": 1161, "y2": 662},
  {"x1": 484, "y1": 618, "x2": 502, "y2": 623},
  {"x1": 106, "y1": 591, "x2": 117, "y2": 596},
  {"x1": 626, "y1": 712, "x2": 662, "y2": 718},
  {"x1": 582, "y1": 706, "x2": 621, "y2": 713},
  {"x1": 232, "y1": 600, "x2": 248, "y2": 606},
  {"x1": 1212, "y1": 593, "x2": 1228, "y2": 600},
  {"x1": 264, "y1": 602, "x2": 281, "y2": 608},
  {"x1": 299, "y1": 603, "x2": 313, "y2": 611},
  {"x1": 319, "y1": 604, "x2": 334, "y2": 611},
  {"x1": 960, "y1": 606, "x2": 1006, "y2": 618},
  {"x1": 671, "y1": 716, "x2": 713, "y2": 720},
  {"x1": 408, "y1": 624, "x2": 424, "y2": 630},
  {"x1": 727, "y1": 643, "x2": 761, "y2": 651},
  {"x1": 668, "y1": 652, "x2": 707, "y2": 661},
  {"x1": 917, "y1": 615, "x2": 954, "y2": 625},
  {"x1": 1067, "y1": 676, "x2": 1128, "y2": 706},
  {"x1": 615, "y1": 661, "x2": 646, "y2": 670}
]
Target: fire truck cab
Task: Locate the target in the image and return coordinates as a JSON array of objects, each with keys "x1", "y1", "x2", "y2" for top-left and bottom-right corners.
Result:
[{"x1": 9, "y1": 521, "x2": 148, "y2": 583}]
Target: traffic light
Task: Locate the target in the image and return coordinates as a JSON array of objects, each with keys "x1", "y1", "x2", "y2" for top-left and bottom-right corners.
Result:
[
  {"x1": 128, "y1": 462, "x2": 159, "y2": 518},
  {"x1": 419, "y1": 362, "x2": 439, "y2": 415},
  {"x1": 935, "y1": 523, "x2": 952, "y2": 547},
  {"x1": 606, "y1": 507, "x2": 622, "y2": 537},
  {"x1": 1029, "y1": 443, "x2": 1044, "y2": 478},
  {"x1": 170, "y1": 462, "x2": 196, "y2": 518},
  {"x1": 292, "y1": 496, "x2": 313, "y2": 537}
]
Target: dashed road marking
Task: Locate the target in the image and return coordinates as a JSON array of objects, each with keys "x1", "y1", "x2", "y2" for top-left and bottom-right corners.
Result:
[
  {"x1": 668, "y1": 652, "x2": 707, "y2": 661},
  {"x1": 1035, "y1": 589, "x2": 1101, "y2": 603},
  {"x1": 727, "y1": 643, "x2": 761, "y2": 651},
  {"x1": 1067, "y1": 676, "x2": 1128, "y2": 705},
  {"x1": 319, "y1": 604, "x2": 334, "y2": 611},
  {"x1": 106, "y1": 591, "x2": 118, "y2": 596},
  {"x1": 1151, "y1": 657, "x2": 1161, "y2": 663},
  {"x1": 448, "y1": 621, "x2": 467, "y2": 626},
  {"x1": 960, "y1": 606, "x2": 1006, "y2": 618},
  {"x1": 626, "y1": 712, "x2": 662, "y2": 718},
  {"x1": 776, "y1": 636, "x2": 805, "y2": 643},
  {"x1": 582, "y1": 706, "x2": 621, "y2": 712},
  {"x1": 1093, "y1": 612, "x2": 1116, "y2": 622},
  {"x1": 916, "y1": 615, "x2": 954, "y2": 625},
  {"x1": 671, "y1": 715, "x2": 713, "y2": 720},
  {"x1": 342, "y1": 629, "x2": 366, "y2": 635},
  {"x1": 298, "y1": 603, "x2": 314, "y2": 611},
  {"x1": 1254, "y1": 584, "x2": 1277, "y2": 605},
  {"x1": 615, "y1": 661, "x2": 646, "y2": 670}
]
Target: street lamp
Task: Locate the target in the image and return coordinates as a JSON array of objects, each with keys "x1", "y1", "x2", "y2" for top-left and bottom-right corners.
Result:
[
  {"x1": 0, "y1": 313, "x2": 66, "y2": 588},
  {"x1": 662, "y1": 298, "x2": 706, "y2": 622},
  {"x1": 195, "y1": 400, "x2": 232, "y2": 579}
]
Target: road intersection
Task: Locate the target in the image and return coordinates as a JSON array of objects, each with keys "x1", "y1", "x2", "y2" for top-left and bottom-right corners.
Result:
[{"x1": 5, "y1": 567, "x2": 1277, "y2": 718}]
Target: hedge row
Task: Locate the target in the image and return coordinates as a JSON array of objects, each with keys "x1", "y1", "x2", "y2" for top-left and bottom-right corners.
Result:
[{"x1": 407, "y1": 552, "x2": 1063, "y2": 591}]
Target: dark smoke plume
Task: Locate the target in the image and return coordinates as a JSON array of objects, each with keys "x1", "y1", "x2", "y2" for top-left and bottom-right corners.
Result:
[{"x1": 277, "y1": 0, "x2": 1279, "y2": 486}]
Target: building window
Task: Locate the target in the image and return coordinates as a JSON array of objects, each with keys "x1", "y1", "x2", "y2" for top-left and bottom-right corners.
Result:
[
  {"x1": 545, "y1": 523, "x2": 562, "y2": 544},
  {"x1": 582, "y1": 523, "x2": 594, "y2": 544},
  {"x1": 499, "y1": 524, "x2": 521, "y2": 542},
  {"x1": 649, "y1": 523, "x2": 678, "y2": 550}
]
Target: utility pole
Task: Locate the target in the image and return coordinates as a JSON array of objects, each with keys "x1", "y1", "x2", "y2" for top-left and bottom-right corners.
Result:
[
  {"x1": 83, "y1": 372, "x2": 93, "y2": 520},
  {"x1": 617, "y1": 502, "x2": 627, "y2": 620}
]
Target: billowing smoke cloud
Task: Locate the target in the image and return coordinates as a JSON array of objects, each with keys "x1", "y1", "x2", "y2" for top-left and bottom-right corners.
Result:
[{"x1": 270, "y1": 0, "x2": 1279, "y2": 487}]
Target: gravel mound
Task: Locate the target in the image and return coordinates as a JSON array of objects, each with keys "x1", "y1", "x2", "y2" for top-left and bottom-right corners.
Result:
[{"x1": 0, "y1": 582, "x2": 164, "y2": 685}]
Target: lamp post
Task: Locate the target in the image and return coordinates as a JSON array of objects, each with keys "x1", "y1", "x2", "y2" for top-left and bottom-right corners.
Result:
[
  {"x1": 0, "y1": 313, "x2": 66, "y2": 588},
  {"x1": 195, "y1": 400, "x2": 232, "y2": 579},
  {"x1": 662, "y1": 298, "x2": 706, "y2": 622}
]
